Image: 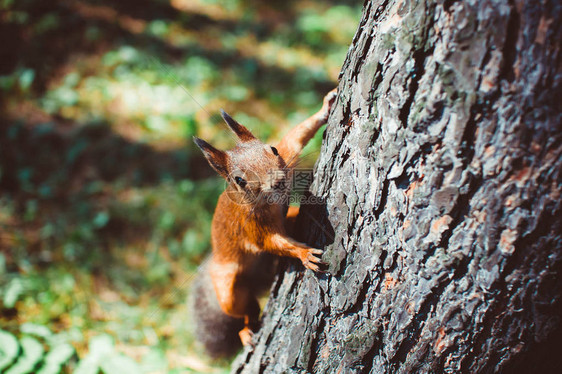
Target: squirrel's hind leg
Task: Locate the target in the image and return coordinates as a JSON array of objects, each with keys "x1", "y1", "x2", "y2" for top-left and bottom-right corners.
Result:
[{"x1": 209, "y1": 262, "x2": 260, "y2": 346}]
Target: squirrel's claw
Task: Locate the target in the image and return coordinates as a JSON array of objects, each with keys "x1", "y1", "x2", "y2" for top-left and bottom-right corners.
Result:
[
  {"x1": 304, "y1": 261, "x2": 320, "y2": 272},
  {"x1": 318, "y1": 88, "x2": 338, "y2": 122},
  {"x1": 322, "y1": 88, "x2": 338, "y2": 110},
  {"x1": 303, "y1": 248, "x2": 325, "y2": 272},
  {"x1": 309, "y1": 248, "x2": 324, "y2": 255},
  {"x1": 239, "y1": 327, "x2": 255, "y2": 347}
]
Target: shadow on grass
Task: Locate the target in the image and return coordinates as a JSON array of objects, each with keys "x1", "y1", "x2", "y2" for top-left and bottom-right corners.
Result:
[
  {"x1": 1, "y1": 0, "x2": 339, "y2": 96},
  {"x1": 0, "y1": 118, "x2": 214, "y2": 197},
  {"x1": 0, "y1": 116, "x2": 221, "y2": 270}
]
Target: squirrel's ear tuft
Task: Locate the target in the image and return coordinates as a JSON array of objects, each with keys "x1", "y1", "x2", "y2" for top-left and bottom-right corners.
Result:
[
  {"x1": 220, "y1": 110, "x2": 256, "y2": 142},
  {"x1": 193, "y1": 137, "x2": 229, "y2": 178}
]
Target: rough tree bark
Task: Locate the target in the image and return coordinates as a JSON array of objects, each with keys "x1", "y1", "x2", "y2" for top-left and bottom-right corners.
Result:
[{"x1": 232, "y1": 0, "x2": 562, "y2": 372}]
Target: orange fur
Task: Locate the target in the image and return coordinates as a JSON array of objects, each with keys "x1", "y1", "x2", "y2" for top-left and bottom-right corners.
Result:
[{"x1": 284, "y1": 205, "x2": 300, "y2": 233}]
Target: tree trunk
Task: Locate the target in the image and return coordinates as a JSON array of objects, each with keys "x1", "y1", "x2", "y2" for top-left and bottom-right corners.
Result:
[{"x1": 232, "y1": 0, "x2": 562, "y2": 372}]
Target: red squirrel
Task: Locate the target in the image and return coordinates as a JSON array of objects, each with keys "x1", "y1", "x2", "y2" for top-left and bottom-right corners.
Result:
[{"x1": 191, "y1": 89, "x2": 337, "y2": 356}]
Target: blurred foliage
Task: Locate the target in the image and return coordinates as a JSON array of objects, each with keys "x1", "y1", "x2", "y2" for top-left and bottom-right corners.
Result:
[
  {"x1": 1, "y1": 326, "x2": 74, "y2": 374},
  {"x1": 0, "y1": 0, "x2": 362, "y2": 372}
]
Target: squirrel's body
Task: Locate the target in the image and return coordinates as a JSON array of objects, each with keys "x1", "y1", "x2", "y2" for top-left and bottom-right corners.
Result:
[{"x1": 192, "y1": 89, "x2": 337, "y2": 356}]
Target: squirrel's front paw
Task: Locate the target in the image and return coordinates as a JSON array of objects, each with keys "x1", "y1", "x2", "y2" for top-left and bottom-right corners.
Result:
[
  {"x1": 322, "y1": 88, "x2": 338, "y2": 111},
  {"x1": 302, "y1": 248, "x2": 325, "y2": 272},
  {"x1": 239, "y1": 327, "x2": 255, "y2": 347},
  {"x1": 316, "y1": 88, "x2": 337, "y2": 122}
]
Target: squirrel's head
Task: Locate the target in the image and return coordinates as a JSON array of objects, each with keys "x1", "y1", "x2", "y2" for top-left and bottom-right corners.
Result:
[{"x1": 194, "y1": 110, "x2": 289, "y2": 206}]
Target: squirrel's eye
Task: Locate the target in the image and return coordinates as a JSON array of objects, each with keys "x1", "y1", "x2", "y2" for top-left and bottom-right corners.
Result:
[
  {"x1": 234, "y1": 176, "x2": 247, "y2": 188},
  {"x1": 271, "y1": 146, "x2": 279, "y2": 156}
]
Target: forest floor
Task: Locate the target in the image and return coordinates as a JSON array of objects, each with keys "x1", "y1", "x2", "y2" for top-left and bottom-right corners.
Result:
[{"x1": 0, "y1": 0, "x2": 360, "y2": 372}]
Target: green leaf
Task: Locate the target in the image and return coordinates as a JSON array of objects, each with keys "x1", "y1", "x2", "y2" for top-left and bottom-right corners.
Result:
[
  {"x1": 73, "y1": 355, "x2": 100, "y2": 374},
  {"x1": 4, "y1": 278, "x2": 24, "y2": 308},
  {"x1": 36, "y1": 344, "x2": 74, "y2": 374},
  {"x1": 19, "y1": 69, "x2": 35, "y2": 91},
  {"x1": 99, "y1": 353, "x2": 141, "y2": 374},
  {"x1": 5, "y1": 336, "x2": 44, "y2": 374},
  {"x1": 145, "y1": 115, "x2": 169, "y2": 132},
  {"x1": 223, "y1": 85, "x2": 249, "y2": 102},
  {"x1": 93, "y1": 211, "x2": 110, "y2": 228},
  {"x1": 147, "y1": 20, "x2": 169, "y2": 37},
  {"x1": 0, "y1": 330, "x2": 19, "y2": 371},
  {"x1": 139, "y1": 348, "x2": 167, "y2": 372},
  {"x1": 63, "y1": 72, "x2": 80, "y2": 88},
  {"x1": 88, "y1": 334, "x2": 114, "y2": 357},
  {"x1": 20, "y1": 323, "x2": 52, "y2": 340},
  {"x1": 158, "y1": 211, "x2": 175, "y2": 230},
  {"x1": 55, "y1": 87, "x2": 80, "y2": 106},
  {"x1": 74, "y1": 334, "x2": 114, "y2": 374}
]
